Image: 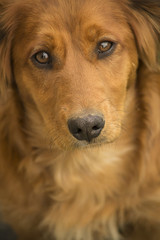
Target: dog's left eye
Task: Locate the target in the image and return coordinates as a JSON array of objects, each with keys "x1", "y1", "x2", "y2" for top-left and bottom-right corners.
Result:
[
  {"x1": 35, "y1": 51, "x2": 51, "y2": 64},
  {"x1": 97, "y1": 41, "x2": 116, "y2": 59}
]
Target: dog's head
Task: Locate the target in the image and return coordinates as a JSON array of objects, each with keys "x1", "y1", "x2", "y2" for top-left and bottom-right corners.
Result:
[{"x1": 0, "y1": 0, "x2": 160, "y2": 150}]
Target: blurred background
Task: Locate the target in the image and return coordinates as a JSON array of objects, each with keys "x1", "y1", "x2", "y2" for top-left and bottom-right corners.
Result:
[{"x1": 0, "y1": 222, "x2": 17, "y2": 240}]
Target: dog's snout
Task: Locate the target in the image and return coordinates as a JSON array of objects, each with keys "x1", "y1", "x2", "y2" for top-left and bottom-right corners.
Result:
[{"x1": 68, "y1": 115, "x2": 105, "y2": 142}]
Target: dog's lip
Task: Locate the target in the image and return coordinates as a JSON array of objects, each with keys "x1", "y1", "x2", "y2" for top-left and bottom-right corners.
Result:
[
  {"x1": 73, "y1": 137, "x2": 108, "y2": 148},
  {"x1": 72, "y1": 132, "x2": 122, "y2": 148}
]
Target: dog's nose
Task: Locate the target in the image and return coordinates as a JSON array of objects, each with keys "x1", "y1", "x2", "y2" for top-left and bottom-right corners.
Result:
[{"x1": 68, "y1": 115, "x2": 105, "y2": 142}]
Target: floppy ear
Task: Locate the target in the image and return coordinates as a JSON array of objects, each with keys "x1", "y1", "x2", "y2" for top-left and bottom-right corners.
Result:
[
  {"x1": 123, "y1": 0, "x2": 160, "y2": 71},
  {"x1": 0, "y1": 1, "x2": 17, "y2": 96}
]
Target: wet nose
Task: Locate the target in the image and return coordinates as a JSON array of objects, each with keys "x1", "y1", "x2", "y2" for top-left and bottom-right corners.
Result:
[{"x1": 67, "y1": 115, "x2": 105, "y2": 142}]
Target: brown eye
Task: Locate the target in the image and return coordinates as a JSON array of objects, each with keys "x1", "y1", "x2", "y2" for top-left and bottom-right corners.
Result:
[
  {"x1": 98, "y1": 41, "x2": 112, "y2": 52},
  {"x1": 34, "y1": 51, "x2": 50, "y2": 64},
  {"x1": 97, "y1": 41, "x2": 116, "y2": 59},
  {"x1": 31, "y1": 51, "x2": 53, "y2": 69}
]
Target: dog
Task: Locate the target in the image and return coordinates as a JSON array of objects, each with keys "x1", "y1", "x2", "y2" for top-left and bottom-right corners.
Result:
[{"x1": 0, "y1": 0, "x2": 160, "y2": 239}]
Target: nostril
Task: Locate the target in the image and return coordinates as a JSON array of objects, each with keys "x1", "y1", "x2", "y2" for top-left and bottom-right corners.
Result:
[
  {"x1": 92, "y1": 125, "x2": 100, "y2": 131},
  {"x1": 77, "y1": 128, "x2": 82, "y2": 134},
  {"x1": 67, "y1": 118, "x2": 85, "y2": 141}
]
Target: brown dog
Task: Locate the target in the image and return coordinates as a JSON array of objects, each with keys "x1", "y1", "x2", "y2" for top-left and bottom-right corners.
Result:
[{"x1": 0, "y1": 0, "x2": 160, "y2": 239}]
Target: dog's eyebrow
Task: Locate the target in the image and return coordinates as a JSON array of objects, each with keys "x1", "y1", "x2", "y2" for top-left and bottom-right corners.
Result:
[
  {"x1": 35, "y1": 32, "x2": 56, "y2": 45},
  {"x1": 86, "y1": 25, "x2": 100, "y2": 42},
  {"x1": 85, "y1": 25, "x2": 118, "y2": 42}
]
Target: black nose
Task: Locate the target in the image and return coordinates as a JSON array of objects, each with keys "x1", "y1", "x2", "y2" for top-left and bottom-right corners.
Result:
[{"x1": 68, "y1": 115, "x2": 105, "y2": 142}]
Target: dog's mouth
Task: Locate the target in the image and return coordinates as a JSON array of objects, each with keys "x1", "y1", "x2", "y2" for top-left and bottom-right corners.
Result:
[{"x1": 73, "y1": 136, "x2": 108, "y2": 148}]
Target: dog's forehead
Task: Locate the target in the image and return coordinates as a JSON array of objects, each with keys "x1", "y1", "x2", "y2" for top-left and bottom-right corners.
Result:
[
  {"x1": 13, "y1": 0, "x2": 133, "y2": 58},
  {"x1": 18, "y1": 0, "x2": 127, "y2": 36},
  {"x1": 29, "y1": 0, "x2": 128, "y2": 43},
  {"x1": 44, "y1": 0, "x2": 126, "y2": 29}
]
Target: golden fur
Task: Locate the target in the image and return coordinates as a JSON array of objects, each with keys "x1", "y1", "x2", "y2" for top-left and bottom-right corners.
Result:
[{"x1": 0, "y1": 0, "x2": 160, "y2": 239}]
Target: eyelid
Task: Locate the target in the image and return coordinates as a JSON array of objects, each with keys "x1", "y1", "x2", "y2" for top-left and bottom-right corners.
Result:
[
  {"x1": 97, "y1": 35, "x2": 118, "y2": 42},
  {"x1": 29, "y1": 45, "x2": 50, "y2": 57}
]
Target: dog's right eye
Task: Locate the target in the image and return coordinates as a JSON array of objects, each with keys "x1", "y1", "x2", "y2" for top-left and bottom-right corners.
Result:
[{"x1": 32, "y1": 51, "x2": 52, "y2": 68}]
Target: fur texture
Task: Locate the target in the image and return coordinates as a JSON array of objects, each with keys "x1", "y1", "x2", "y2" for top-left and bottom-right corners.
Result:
[{"x1": 0, "y1": 0, "x2": 160, "y2": 239}]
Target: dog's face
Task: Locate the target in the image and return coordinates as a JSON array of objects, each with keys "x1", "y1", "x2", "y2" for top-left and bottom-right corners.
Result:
[
  {"x1": 11, "y1": 0, "x2": 139, "y2": 149},
  {"x1": 0, "y1": 0, "x2": 159, "y2": 150}
]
